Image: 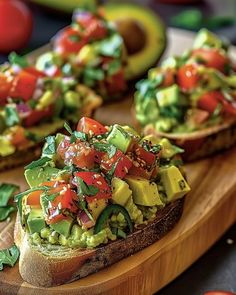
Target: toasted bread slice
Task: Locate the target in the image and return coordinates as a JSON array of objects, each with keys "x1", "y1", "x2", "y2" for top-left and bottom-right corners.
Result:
[
  {"x1": 143, "y1": 118, "x2": 236, "y2": 161},
  {"x1": 14, "y1": 198, "x2": 184, "y2": 287},
  {"x1": 0, "y1": 85, "x2": 102, "y2": 171}
]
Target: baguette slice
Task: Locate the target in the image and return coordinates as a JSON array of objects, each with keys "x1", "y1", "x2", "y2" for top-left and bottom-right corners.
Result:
[
  {"x1": 143, "y1": 118, "x2": 236, "y2": 161},
  {"x1": 14, "y1": 198, "x2": 184, "y2": 287},
  {"x1": 0, "y1": 84, "x2": 102, "y2": 171}
]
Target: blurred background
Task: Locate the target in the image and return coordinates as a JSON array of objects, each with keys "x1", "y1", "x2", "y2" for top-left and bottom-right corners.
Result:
[
  {"x1": 0, "y1": 0, "x2": 235, "y2": 294},
  {"x1": 0, "y1": 0, "x2": 236, "y2": 63}
]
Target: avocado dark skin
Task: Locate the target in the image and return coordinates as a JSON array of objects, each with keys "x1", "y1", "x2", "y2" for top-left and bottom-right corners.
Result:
[{"x1": 115, "y1": 19, "x2": 147, "y2": 55}]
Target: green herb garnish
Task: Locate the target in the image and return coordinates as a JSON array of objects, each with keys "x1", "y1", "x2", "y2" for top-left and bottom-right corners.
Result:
[
  {"x1": 70, "y1": 131, "x2": 88, "y2": 143},
  {"x1": 93, "y1": 142, "x2": 117, "y2": 158},
  {"x1": 77, "y1": 177, "x2": 99, "y2": 197},
  {"x1": 24, "y1": 157, "x2": 51, "y2": 170},
  {"x1": 42, "y1": 136, "x2": 56, "y2": 157},
  {"x1": 0, "y1": 244, "x2": 20, "y2": 271},
  {"x1": 64, "y1": 121, "x2": 73, "y2": 135},
  {"x1": 5, "y1": 105, "x2": 20, "y2": 127},
  {"x1": 9, "y1": 52, "x2": 29, "y2": 68},
  {"x1": 0, "y1": 183, "x2": 19, "y2": 221}
]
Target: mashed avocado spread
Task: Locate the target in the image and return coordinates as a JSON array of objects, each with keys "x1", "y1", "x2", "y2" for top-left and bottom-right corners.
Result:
[{"x1": 15, "y1": 117, "x2": 190, "y2": 249}]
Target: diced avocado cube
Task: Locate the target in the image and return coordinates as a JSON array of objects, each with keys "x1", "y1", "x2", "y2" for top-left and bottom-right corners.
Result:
[
  {"x1": 111, "y1": 177, "x2": 132, "y2": 206},
  {"x1": 125, "y1": 176, "x2": 163, "y2": 207},
  {"x1": 55, "y1": 133, "x2": 65, "y2": 147},
  {"x1": 0, "y1": 136, "x2": 15, "y2": 157},
  {"x1": 88, "y1": 199, "x2": 107, "y2": 220},
  {"x1": 156, "y1": 84, "x2": 179, "y2": 108},
  {"x1": 193, "y1": 28, "x2": 223, "y2": 49},
  {"x1": 64, "y1": 91, "x2": 82, "y2": 109},
  {"x1": 159, "y1": 138, "x2": 184, "y2": 159},
  {"x1": 50, "y1": 217, "x2": 73, "y2": 238},
  {"x1": 159, "y1": 166, "x2": 191, "y2": 202},
  {"x1": 121, "y1": 125, "x2": 140, "y2": 138},
  {"x1": 25, "y1": 166, "x2": 60, "y2": 188},
  {"x1": 36, "y1": 90, "x2": 55, "y2": 111},
  {"x1": 27, "y1": 209, "x2": 46, "y2": 234},
  {"x1": 161, "y1": 56, "x2": 179, "y2": 69},
  {"x1": 107, "y1": 124, "x2": 133, "y2": 153}
]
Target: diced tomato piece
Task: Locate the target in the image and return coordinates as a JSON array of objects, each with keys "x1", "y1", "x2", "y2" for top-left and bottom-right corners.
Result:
[
  {"x1": 128, "y1": 165, "x2": 154, "y2": 179},
  {"x1": 127, "y1": 144, "x2": 158, "y2": 179},
  {"x1": 84, "y1": 19, "x2": 107, "y2": 41},
  {"x1": 0, "y1": 73, "x2": 12, "y2": 104},
  {"x1": 62, "y1": 141, "x2": 96, "y2": 169},
  {"x1": 191, "y1": 48, "x2": 229, "y2": 73},
  {"x1": 40, "y1": 180, "x2": 78, "y2": 224},
  {"x1": 23, "y1": 105, "x2": 54, "y2": 127},
  {"x1": 74, "y1": 171, "x2": 112, "y2": 203},
  {"x1": 54, "y1": 27, "x2": 87, "y2": 58},
  {"x1": 162, "y1": 69, "x2": 175, "y2": 87},
  {"x1": 77, "y1": 117, "x2": 107, "y2": 136},
  {"x1": 187, "y1": 109, "x2": 210, "y2": 125},
  {"x1": 106, "y1": 69, "x2": 127, "y2": 95},
  {"x1": 9, "y1": 125, "x2": 29, "y2": 147},
  {"x1": 101, "y1": 150, "x2": 132, "y2": 179},
  {"x1": 177, "y1": 64, "x2": 199, "y2": 91},
  {"x1": 57, "y1": 137, "x2": 71, "y2": 158},
  {"x1": 197, "y1": 91, "x2": 221, "y2": 113},
  {"x1": 24, "y1": 66, "x2": 46, "y2": 78},
  {"x1": 26, "y1": 190, "x2": 42, "y2": 207},
  {"x1": 9, "y1": 70, "x2": 37, "y2": 101}
]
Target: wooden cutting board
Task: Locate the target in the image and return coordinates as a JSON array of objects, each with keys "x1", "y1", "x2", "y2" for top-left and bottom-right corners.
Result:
[
  {"x1": 0, "y1": 29, "x2": 236, "y2": 295},
  {"x1": 0, "y1": 148, "x2": 235, "y2": 295}
]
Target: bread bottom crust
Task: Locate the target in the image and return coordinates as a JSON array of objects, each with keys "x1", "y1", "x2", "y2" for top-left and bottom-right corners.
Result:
[{"x1": 14, "y1": 198, "x2": 184, "y2": 287}]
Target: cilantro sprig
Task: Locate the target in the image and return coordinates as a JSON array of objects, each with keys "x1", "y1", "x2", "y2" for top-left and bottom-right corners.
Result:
[
  {"x1": 0, "y1": 183, "x2": 19, "y2": 221},
  {"x1": 0, "y1": 244, "x2": 20, "y2": 271}
]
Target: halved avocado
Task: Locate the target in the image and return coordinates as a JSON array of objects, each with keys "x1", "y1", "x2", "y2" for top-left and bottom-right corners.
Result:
[{"x1": 102, "y1": 3, "x2": 166, "y2": 80}]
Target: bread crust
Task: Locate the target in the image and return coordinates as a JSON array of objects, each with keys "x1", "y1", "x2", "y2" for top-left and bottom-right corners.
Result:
[
  {"x1": 144, "y1": 119, "x2": 236, "y2": 161},
  {"x1": 14, "y1": 198, "x2": 184, "y2": 287}
]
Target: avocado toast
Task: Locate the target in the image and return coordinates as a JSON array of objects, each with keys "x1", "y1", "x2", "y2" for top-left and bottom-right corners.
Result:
[
  {"x1": 134, "y1": 29, "x2": 236, "y2": 161},
  {"x1": 14, "y1": 117, "x2": 190, "y2": 287},
  {"x1": 0, "y1": 55, "x2": 102, "y2": 170},
  {"x1": 36, "y1": 8, "x2": 127, "y2": 100}
]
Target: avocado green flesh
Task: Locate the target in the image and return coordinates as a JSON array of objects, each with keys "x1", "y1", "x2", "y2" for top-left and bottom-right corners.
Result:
[
  {"x1": 111, "y1": 177, "x2": 132, "y2": 206},
  {"x1": 50, "y1": 217, "x2": 74, "y2": 238},
  {"x1": 159, "y1": 166, "x2": 191, "y2": 202},
  {"x1": 107, "y1": 124, "x2": 133, "y2": 153},
  {"x1": 103, "y1": 3, "x2": 166, "y2": 80},
  {"x1": 125, "y1": 175, "x2": 163, "y2": 207},
  {"x1": 193, "y1": 28, "x2": 223, "y2": 49},
  {"x1": 25, "y1": 166, "x2": 60, "y2": 188},
  {"x1": 27, "y1": 209, "x2": 46, "y2": 234}
]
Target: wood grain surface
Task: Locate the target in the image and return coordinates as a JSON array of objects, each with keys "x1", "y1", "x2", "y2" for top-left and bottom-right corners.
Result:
[
  {"x1": 0, "y1": 147, "x2": 235, "y2": 295},
  {"x1": 0, "y1": 29, "x2": 235, "y2": 294}
]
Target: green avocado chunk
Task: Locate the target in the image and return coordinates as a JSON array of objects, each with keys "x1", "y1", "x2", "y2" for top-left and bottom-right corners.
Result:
[
  {"x1": 125, "y1": 175, "x2": 163, "y2": 206},
  {"x1": 107, "y1": 124, "x2": 133, "y2": 153},
  {"x1": 50, "y1": 217, "x2": 74, "y2": 238},
  {"x1": 103, "y1": 3, "x2": 166, "y2": 80},
  {"x1": 193, "y1": 28, "x2": 223, "y2": 49},
  {"x1": 111, "y1": 177, "x2": 132, "y2": 206},
  {"x1": 27, "y1": 209, "x2": 46, "y2": 234},
  {"x1": 0, "y1": 136, "x2": 15, "y2": 157},
  {"x1": 159, "y1": 166, "x2": 191, "y2": 202},
  {"x1": 25, "y1": 166, "x2": 60, "y2": 188},
  {"x1": 156, "y1": 84, "x2": 179, "y2": 108}
]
